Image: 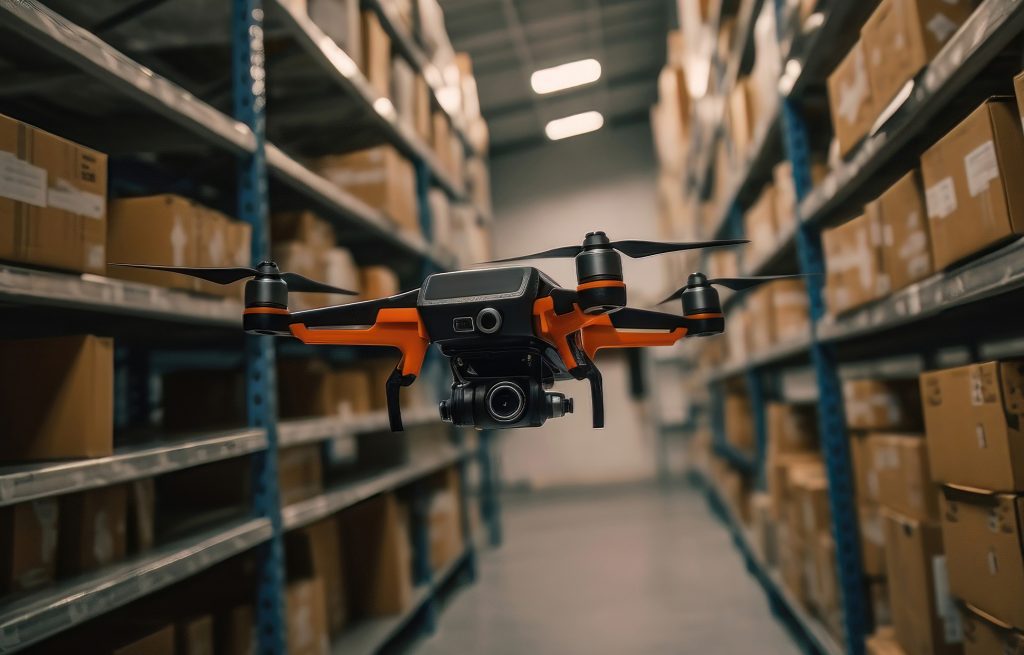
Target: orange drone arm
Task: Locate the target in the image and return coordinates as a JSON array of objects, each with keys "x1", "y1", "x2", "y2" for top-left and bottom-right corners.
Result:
[
  {"x1": 285, "y1": 308, "x2": 430, "y2": 377},
  {"x1": 532, "y1": 296, "x2": 600, "y2": 369},
  {"x1": 579, "y1": 321, "x2": 687, "y2": 359}
]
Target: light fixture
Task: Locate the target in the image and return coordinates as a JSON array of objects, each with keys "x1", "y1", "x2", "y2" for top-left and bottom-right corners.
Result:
[
  {"x1": 545, "y1": 111, "x2": 604, "y2": 141},
  {"x1": 531, "y1": 58, "x2": 602, "y2": 95}
]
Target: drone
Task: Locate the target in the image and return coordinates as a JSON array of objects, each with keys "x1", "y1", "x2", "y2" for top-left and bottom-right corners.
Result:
[{"x1": 116, "y1": 231, "x2": 800, "y2": 432}]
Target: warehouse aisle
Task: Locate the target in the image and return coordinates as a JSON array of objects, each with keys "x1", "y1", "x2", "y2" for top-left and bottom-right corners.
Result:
[{"x1": 415, "y1": 485, "x2": 800, "y2": 655}]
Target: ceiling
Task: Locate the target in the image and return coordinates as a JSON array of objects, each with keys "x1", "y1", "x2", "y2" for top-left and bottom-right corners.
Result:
[{"x1": 440, "y1": 0, "x2": 675, "y2": 153}]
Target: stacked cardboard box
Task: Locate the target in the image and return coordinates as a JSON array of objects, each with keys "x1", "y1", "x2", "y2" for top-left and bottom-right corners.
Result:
[
  {"x1": 277, "y1": 357, "x2": 373, "y2": 419},
  {"x1": 306, "y1": 0, "x2": 362, "y2": 69},
  {"x1": 360, "y1": 10, "x2": 390, "y2": 98},
  {"x1": 278, "y1": 444, "x2": 324, "y2": 507},
  {"x1": 271, "y1": 211, "x2": 359, "y2": 311},
  {"x1": 426, "y1": 466, "x2": 464, "y2": 570},
  {"x1": 342, "y1": 492, "x2": 413, "y2": 617},
  {"x1": 286, "y1": 517, "x2": 348, "y2": 636},
  {"x1": 822, "y1": 212, "x2": 889, "y2": 315}
]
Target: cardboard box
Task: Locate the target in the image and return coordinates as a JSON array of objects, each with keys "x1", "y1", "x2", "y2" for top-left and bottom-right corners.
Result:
[
  {"x1": 271, "y1": 241, "x2": 328, "y2": 311},
  {"x1": 0, "y1": 499, "x2": 58, "y2": 593},
  {"x1": 343, "y1": 493, "x2": 412, "y2": 616},
  {"x1": 884, "y1": 509, "x2": 962, "y2": 655},
  {"x1": 0, "y1": 113, "x2": 107, "y2": 274},
  {"x1": 822, "y1": 212, "x2": 888, "y2": 314},
  {"x1": 1015, "y1": 70, "x2": 1024, "y2": 132},
  {"x1": 0, "y1": 335, "x2": 113, "y2": 460},
  {"x1": 162, "y1": 369, "x2": 246, "y2": 431},
  {"x1": 216, "y1": 605, "x2": 255, "y2": 655},
  {"x1": 744, "y1": 185, "x2": 777, "y2": 263},
  {"x1": 777, "y1": 523, "x2": 808, "y2": 605},
  {"x1": 108, "y1": 195, "x2": 199, "y2": 290},
  {"x1": 920, "y1": 99, "x2": 1024, "y2": 269},
  {"x1": 724, "y1": 392, "x2": 755, "y2": 452},
  {"x1": 278, "y1": 444, "x2": 324, "y2": 507},
  {"x1": 873, "y1": 433, "x2": 940, "y2": 521},
  {"x1": 360, "y1": 265, "x2": 400, "y2": 300},
  {"x1": 852, "y1": 432, "x2": 883, "y2": 505},
  {"x1": 112, "y1": 625, "x2": 175, "y2": 655},
  {"x1": 312, "y1": 146, "x2": 418, "y2": 234},
  {"x1": 278, "y1": 358, "x2": 340, "y2": 418},
  {"x1": 413, "y1": 75, "x2": 431, "y2": 141},
  {"x1": 773, "y1": 161, "x2": 797, "y2": 227},
  {"x1": 745, "y1": 284, "x2": 775, "y2": 354},
  {"x1": 427, "y1": 466, "x2": 464, "y2": 570},
  {"x1": 127, "y1": 477, "x2": 155, "y2": 554},
  {"x1": 323, "y1": 247, "x2": 360, "y2": 301},
  {"x1": 308, "y1": 0, "x2": 361, "y2": 68},
  {"x1": 940, "y1": 485, "x2": 1024, "y2": 628},
  {"x1": 920, "y1": 360, "x2": 1024, "y2": 490},
  {"x1": 194, "y1": 206, "x2": 235, "y2": 297},
  {"x1": 843, "y1": 378, "x2": 922, "y2": 431},
  {"x1": 271, "y1": 211, "x2": 335, "y2": 252},
  {"x1": 860, "y1": 503, "x2": 887, "y2": 578},
  {"x1": 795, "y1": 469, "x2": 831, "y2": 541},
  {"x1": 175, "y1": 614, "x2": 214, "y2": 655},
  {"x1": 391, "y1": 56, "x2": 416, "y2": 129},
  {"x1": 360, "y1": 10, "x2": 390, "y2": 99},
  {"x1": 827, "y1": 40, "x2": 877, "y2": 158},
  {"x1": 871, "y1": 579, "x2": 893, "y2": 627},
  {"x1": 767, "y1": 453, "x2": 822, "y2": 520},
  {"x1": 862, "y1": 0, "x2": 972, "y2": 112},
  {"x1": 875, "y1": 170, "x2": 933, "y2": 291},
  {"x1": 750, "y1": 492, "x2": 778, "y2": 566},
  {"x1": 431, "y1": 111, "x2": 452, "y2": 174},
  {"x1": 289, "y1": 518, "x2": 348, "y2": 635},
  {"x1": 867, "y1": 627, "x2": 906, "y2": 655},
  {"x1": 810, "y1": 532, "x2": 839, "y2": 616},
  {"x1": 766, "y1": 402, "x2": 818, "y2": 457},
  {"x1": 961, "y1": 603, "x2": 1024, "y2": 655},
  {"x1": 59, "y1": 484, "x2": 128, "y2": 575},
  {"x1": 286, "y1": 577, "x2": 330, "y2": 655},
  {"x1": 335, "y1": 368, "x2": 372, "y2": 415},
  {"x1": 771, "y1": 279, "x2": 810, "y2": 342}
]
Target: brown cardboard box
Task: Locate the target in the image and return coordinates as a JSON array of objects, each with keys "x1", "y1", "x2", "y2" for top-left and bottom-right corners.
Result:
[
  {"x1": 59, "y1": 484, "x2": 128, "y2": 575},
  {"x1": 127, "y1": 477, "x2": 155, "y2": 554},
  {"x1": 871, "y1": 579, "x2": 893, "y2": 627},
  {"x1": 312, "y1": 146, "x2": 418, "y2": 234},
  {"x1": 108, "y1": 195, "x2": 199, "y2": 290},
  {"x1": 822, "y1": 213, "x2": 888, "y2": 315},
  {"x1": 216, "y1": 605, "x2": 255, "y2": 655},
  {"x1": 112, "y1": 625, "x2": 175, "y2": 655},
  {"x1": 360, "y1": 265, "x2": 400, "y2": 300},
  {"x1": 827, "y1": 40, "x2": 877, "y2": 158},
  {"x1": 875, "y1": 170, "x2": 933, "y2": 291},
  {"x1": 0, "y1": 499, "x2": 58, "y2": 593},
  {"x1": 867, "y1": 627, "x2": 907, "y2": 655},
  {"x1": 427, "y1": 466, "x2": 464, "y2": 570},
  {"x1": 414, "y1": 75, "x2": 431, "y2": 141},
  {"x1": 844, "y1": 378, "x2": 922, "y2": 431},
  {"x1": 194, "y1": 207, "x2": 233, "y2": 297},
  {"x1": 278, "y1": 358, "x2": 339, "y2": 418},
  {"x1": 278, "y1": 444, "x2": 324, "y2": 507},
  {"x1": 810, "y1": 532, "x2": 839, "y2": 616},
  {"x1": 308, "y1": 0, "x2": 362, "y2": 68},
  {"x1": 725, "y1": 392, "x2": 755, "y2": 452},
  {"x1": 771, "y1": 279, "x2": 810, "y2": 342},
  {"x1": 860, "y1": 503, "x2": 887, "y2": 577},
  {"x1": 0, "y1": 335, "x2": 113, "y2": 460},
  {"x1": 767, "y1": 453, "x2": 822, "y2": 520},
  {"x1": 920, "y1": 99, "x2": 1024, "y2": 270},
  {"x1": 773, "y1": 161, "x2": 797, "y2": 229},
  {"x1": 360, "y1": 10, "x2": 390, "y2": 99},
  {"x1": 270, "y1": 211, "x2": 335, "y2": 252},
  {"x1": 1015, "y1": 70, "x2": 1024, "y2": 132},
  {"x1": 920, "y1": 361, "x2": 1024, "y2": 490},
  {"x1": 272, "y1": 241, "x2": 328, "y2": 311},
  {"x1": 766, "y1": 402, "x2": 818, "y2": 458},
  {"x1": 162, "y1": 369, "x2": 246, "y2": 431},
  {"x1": 795, "y1": 469, "x2": 831, "y2": 540},
  {"x1": 336, "y1": 368, "x2": 372, "y2": 415},
  {"x1": 750, "y1": 492, "x2": 777, "y2": 566},
  {"x1": 852, "y1": 432, "x2": 881, "y2": 504},
  {"x1": 729, "y1": 77, "x2": 756, "y2": 156},
  {"x1": 286, "y1": 577, "x2": 330, "y2": 655},
  {"x1": 176, "y1": 614, "x2": 214, "y2": 655},
  {"x1": 323, "y1": 247, "x2": 360, "y2": 301},
  {"x1": 297, "y1": 518, "x2": 348, "y2": 635},
  {"x1": 873, "y1": 433, "x2": 940, "y2": 521},
  {"x1": 862, "y1": 0, "x2": 972, "y2": 112},
  {"x1": 745, "y1": 284, "x2": 775, "y2": 353},
  {"x1": 432, "y1": 111, "x2": 452, "y2": 174},
  {"x1": 777, "y1": 523, "x2": 808, "y2": 605},
  {"x1": 961, "y1": 603, "x2": 1024, "y2": 655},
  {"x1": 940, "y1": 485, "x2": 1024, "y2": 628},
  {"x1": 343, "y1": 493, "x2": 413, "y2": 616},
  {"x1": 0, "y1": 113, "x2": 107, "y2": 274},
  {"x1": 884, "y1": 509, "x2": 962, "y2": 655},
  {"x1": 744, "y1": 185, "x2": 777, "y2": 263}
]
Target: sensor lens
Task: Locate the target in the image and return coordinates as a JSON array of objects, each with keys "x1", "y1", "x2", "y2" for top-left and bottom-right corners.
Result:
[
  {"x1": 486, "y1": 382, "x2": 526, "y2": 422},
  {"x1": 477, "y1": 307, "x2": 502, "y2": 334}
]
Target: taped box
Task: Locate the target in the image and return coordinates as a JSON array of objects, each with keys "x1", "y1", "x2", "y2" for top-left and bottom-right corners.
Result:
[
  {"x1": 822, "y1": 213, "x2": 889, "y2": 315},
  {"x1": 871, "y1": 170, "x2": 933, "y2": 292},
  {"x1": 827, "y1": 39, "x2": 878, "y2": 158}
]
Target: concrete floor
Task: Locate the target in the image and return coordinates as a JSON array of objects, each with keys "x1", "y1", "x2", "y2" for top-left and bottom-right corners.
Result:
[{"x1": 414, "y1": 484, "x2": 801, "y2": 655}]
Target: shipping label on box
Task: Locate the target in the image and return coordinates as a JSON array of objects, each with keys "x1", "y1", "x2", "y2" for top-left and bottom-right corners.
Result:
[
  {"x1": 843, "y1": 378, "x2": 922, "y2": 431},
  {"x1": 822, "y1": 213, "x2": 888, "y2": 315},
  {"x1": 876, "y1": 170, "x2": 933, "y2": 291},
  {"x1": 108, "y1": 194, "x2": 198, "y2": 290},
  {"x1": 872, "y1": 433, "x2": 940, "y2": 522},
  {"x1": 827, "y1": 40, "x2": 877, "y2": 158}
]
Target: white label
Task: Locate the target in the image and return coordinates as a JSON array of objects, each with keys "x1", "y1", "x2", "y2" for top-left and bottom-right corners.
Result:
[
  {"x1": 988, "y1": 549, "x2": 999, "y2": 574},
  {"x1": 170, "y1": 217, "x2": 188, "y2": 266},
  {"x1": 977, "y1": 424, "x2": 988, "y2": 449},
  {"x1": 932, "y1": 555, "x2": 963, "y2": 643},
  {"x1": 970, "y1": 369, "x2": 985, "y2": 405},
  {"x1": 925, "y1": 177, "x2": 957, "y2": 219},
  {"x1": 0, "y1": 151, "x2": 47, "y2": 207},
  {"x1": 927, "y1": 13, "x2": 959, "y2": 43},
  {"x1": 47, "y1": 179, "x2": 105, "y2": 219},
  {"x1": 964, "y1": 140, "x2": 999, "y2": 197}
]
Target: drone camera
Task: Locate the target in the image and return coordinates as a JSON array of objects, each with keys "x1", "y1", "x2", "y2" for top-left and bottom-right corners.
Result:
[{"x1": 439, "y1": 379, "x2": 573, "y2": 429}]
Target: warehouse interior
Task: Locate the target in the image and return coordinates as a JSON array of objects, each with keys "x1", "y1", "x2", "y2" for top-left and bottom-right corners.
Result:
[{"x1": 1, "y1": 0, "x2": 1024, "y2": 653}]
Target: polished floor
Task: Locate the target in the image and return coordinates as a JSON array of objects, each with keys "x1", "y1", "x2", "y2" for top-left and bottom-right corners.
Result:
[{"x1": 415, "y1": 484, "x2": 800, "y2": 655}]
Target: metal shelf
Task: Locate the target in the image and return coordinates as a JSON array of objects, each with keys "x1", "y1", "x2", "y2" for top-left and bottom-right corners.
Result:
[
  {"x1": 699, "y1": 473, "x2": 844, "y2": 655},
  {"x1": 0, "y1": 264, "x2": 242, "y2": 327},
  {"x1": 799, "y1": 0, "x2": 1024, "y2": 228},
  {"x1": 0, "y1": 517, "x2": 272, "y2": 654},
  {"x1": 266, "y1": 144, "x2": 455, "y2": 271},
  {"x1": 282, "y1": 444, "x2": 469, "y2": 531},
  {"x1": 329, "y1": 547, "x2": 469, "y2": 655},
  {"x1": 0, "y1": 428, "x2": 267, "y2": 507},
  {"x1": 278, "y1": 407, "x2": 440, "y2": 449},
  {"x1": 0, "y1": 0, "x2": 254, "y2": 156},
  {"x1": 818, "y1": 236, "x2": 1024, "y2": 343},
  {"x1": 267, "y1": 0, "x2": 465, "y2": 199},
  {"x1": 705, "y1": 332, "x2": 812, "y2": 383},
  {"x1": 713, "y1": 442, "x2": 756, "y2": 474}
]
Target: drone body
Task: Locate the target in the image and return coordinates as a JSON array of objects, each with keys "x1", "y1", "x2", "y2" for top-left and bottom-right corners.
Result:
[{"x1": 119, "y1": 231, "x2": 798, "y2": 432}]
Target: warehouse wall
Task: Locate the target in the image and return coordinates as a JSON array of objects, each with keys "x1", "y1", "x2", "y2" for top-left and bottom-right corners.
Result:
[{"x1": 489, "y1": 120, "x2": 666, "y2": 489}]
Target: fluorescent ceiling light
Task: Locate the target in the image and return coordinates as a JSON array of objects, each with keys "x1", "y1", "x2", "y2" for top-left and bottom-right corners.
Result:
[
  {"x1": 545, "y1": 111, "x2": 604, "y2": 141},
  {"x1": 531, "y1": 59, "x2": 602, "y2": 94}
]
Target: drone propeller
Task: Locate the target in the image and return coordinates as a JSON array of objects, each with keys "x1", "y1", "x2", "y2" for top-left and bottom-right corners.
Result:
[
  {"x1": 110, "y1": 263, "x2": 358, "y2": 295},
  {"x1": 488, "y1": 237, "x2": 749, "y2": 263},
  {"x1": 657, "y1": 274, "x2": 808, "y2": 305}
]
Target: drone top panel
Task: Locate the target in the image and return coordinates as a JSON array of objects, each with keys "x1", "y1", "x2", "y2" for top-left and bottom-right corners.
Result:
[{"x1": 419, "y1": 267, "x2": 533, "y2": 304}]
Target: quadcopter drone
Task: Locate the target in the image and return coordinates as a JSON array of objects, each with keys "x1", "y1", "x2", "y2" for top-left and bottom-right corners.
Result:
[{"x1": 117, "y1": 231, "x2": 799, "y2": 432}]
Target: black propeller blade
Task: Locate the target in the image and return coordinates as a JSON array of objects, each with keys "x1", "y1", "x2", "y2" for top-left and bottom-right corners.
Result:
[
  {"x1": 110, "y1": 264, "x2": 358, "y2": 295},
  {"x1": 488, "y1": 238, "x2": 748, "y2": 263},
  {"x1": 657, "y1": 274, "x2": 809, "y2": 305}
]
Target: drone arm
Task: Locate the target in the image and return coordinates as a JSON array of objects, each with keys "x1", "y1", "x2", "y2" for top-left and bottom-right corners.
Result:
[{"x1": 580, "y1": 308, "x2": 723, "y2": 359}]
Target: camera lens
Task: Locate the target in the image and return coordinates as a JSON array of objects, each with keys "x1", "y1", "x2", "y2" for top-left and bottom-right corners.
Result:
[
  {"x1": 485, "y1": 382, "x2": 526, "y2": 422},
  {"x1": 545, "y1": 392, "x2": 573, "y2": 419}
]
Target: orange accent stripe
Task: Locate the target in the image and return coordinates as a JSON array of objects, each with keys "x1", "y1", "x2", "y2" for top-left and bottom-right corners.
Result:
[
  {"x1": 244, "y1": 307, "x2": 290, "y2": 315},
  {"x1": 686, "y1": 312, "x2": 723, "y2": 319},
  {"x1": 576, "y1": 280, "x2": 626, "y2": 291}
]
